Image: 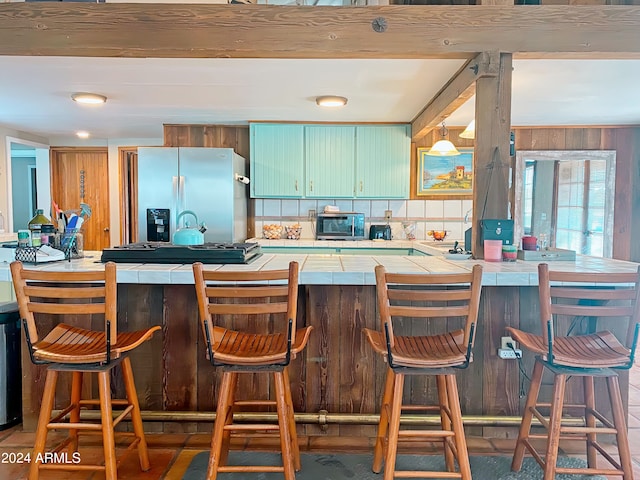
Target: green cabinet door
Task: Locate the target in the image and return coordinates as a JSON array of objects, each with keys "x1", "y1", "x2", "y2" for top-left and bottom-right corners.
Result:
[
  {"x1": 355, "y1": 125, "x2": 411, "y2": 199},
  {"x1": 305, "y1": 125, "x2": 356, "y2": 198},
  {"x1": 250, "y1": 124, "x2": 304, "y2": 198}
]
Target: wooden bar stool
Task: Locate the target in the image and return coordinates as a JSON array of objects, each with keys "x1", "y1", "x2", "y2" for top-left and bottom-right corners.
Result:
[
  {"x1": 363, "y1": 264, "x2": 483, "y2": 480},
  {"x1": 192, "y1": 261, "x2": 312, "y2": 480},
  {"x1": 507, "y1": 262, "x2": 640, "y2": 480},
  {"x1": 11, "y1": 261, "x2": 160, "y2": 480}
]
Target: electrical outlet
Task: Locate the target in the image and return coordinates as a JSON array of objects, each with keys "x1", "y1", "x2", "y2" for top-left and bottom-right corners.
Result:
[
  {"x1": 498, "y1": 336, "x2": 522, "y2": 359},
  {"x1": 498, "y1": 348, "x2": 522, "y2": 359},
  {"x1": 501, "y1": 336, "x2": 515, "y2": 350},
  {"x1": 384, "y1": 210, "x2": 392, "y2": 221},
  {"x1": 308, "y1": 209, "x2": 316, "y2": 219}
]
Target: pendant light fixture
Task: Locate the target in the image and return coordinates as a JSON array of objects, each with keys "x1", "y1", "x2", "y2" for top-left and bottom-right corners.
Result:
[
  {"x1": 427, "y1": 122, "x2": 460, "y2": 156},
  {"x1": 459, "y1": 119, "x2": 475, "y2": 139}
]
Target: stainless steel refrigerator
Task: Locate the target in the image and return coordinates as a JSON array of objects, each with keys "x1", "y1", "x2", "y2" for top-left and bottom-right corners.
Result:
[{"x1": 137, "y1": 147, "x2": 248, "y2": 244}]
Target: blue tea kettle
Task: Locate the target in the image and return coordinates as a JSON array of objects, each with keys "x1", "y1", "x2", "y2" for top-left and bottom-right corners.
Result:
[{"x1": 172, "y1": 210, "x2": 206, "y2": 246}]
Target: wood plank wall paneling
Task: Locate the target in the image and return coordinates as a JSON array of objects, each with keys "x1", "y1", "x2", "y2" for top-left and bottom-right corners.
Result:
[
  {"x1": 481, "y1": 286, "x2": 521, "y2": 439},
  {"x1": 162, "y1": 285, "x2": 199, "y2": 433},
  {"x1": 163, "y1": 125, "x2": 253, "y2": 238},
  {"x1": 119, "y1": 284, "x2": 166, "y2": 432},
  {"x1": 305, "y1": 286, "x2": 341, "y2": 437}
]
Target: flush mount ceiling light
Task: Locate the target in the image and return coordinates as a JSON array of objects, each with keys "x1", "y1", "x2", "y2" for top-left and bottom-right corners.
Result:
[
  {"x1": 459, "y1": 119, "x2": 475, "y2": 139},
  {"x1": 71, "y1": 92, "x2": 107, "y2": 105},
  {"x1": 76, "y1": 131, "x2": 90, "y2": 139},
  {"x1": 315, "y1": 95, "x2": 348, "y2": 107},
  {"x1": 427, "y1": 123, "x2": 460, "y2": 156}
]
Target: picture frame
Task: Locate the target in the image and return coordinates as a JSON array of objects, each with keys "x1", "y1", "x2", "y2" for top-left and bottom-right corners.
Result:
[{"x1": 417, "y1": 147, "x2": 473, "y2": 196}]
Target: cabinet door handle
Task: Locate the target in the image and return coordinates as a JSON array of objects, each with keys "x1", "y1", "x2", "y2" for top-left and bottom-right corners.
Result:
[
  {"x1": 360, "y1": 181, "x2": 363, "y2": 192},
  {"x1": 295, "y1": 180, "x2": 298, "y2": 191},
  {"x1": 310, "y1": 181, "x2": 313, "y2": 192}
]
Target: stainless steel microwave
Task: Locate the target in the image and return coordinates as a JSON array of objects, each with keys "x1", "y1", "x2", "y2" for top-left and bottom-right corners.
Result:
[{"x1": 316, "y1": 212, "x2": 365, "y2": 240}]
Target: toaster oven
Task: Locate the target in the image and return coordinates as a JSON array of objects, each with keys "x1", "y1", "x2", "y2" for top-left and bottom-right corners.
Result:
[{"x1": 316, "y1": 212, "x2": 365, "y2": 241}]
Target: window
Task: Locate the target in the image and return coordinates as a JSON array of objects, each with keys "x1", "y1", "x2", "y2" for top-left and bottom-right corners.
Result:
[
  {"x1": 514, "y1": 151, "x2": 616, "y2": 258},
  {"x1": 522, "y1": 161, "x2": 535, "y2": 235}
]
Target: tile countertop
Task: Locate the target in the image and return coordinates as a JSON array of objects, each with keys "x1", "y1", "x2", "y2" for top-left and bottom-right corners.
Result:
[{"x1": 0, "y1": 239, "x2": 637, "y2": 287}]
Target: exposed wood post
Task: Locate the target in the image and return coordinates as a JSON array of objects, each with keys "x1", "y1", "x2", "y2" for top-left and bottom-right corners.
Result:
[
  {"x1": 471, "y1": 53, "x2": 513, "y2": 259},
  {"x1": 411, "y1": 52, "x2": 499, "y2": 142}
]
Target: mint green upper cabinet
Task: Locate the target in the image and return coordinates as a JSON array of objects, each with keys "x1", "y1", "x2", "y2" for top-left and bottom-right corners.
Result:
[
  {"x1": 355, "y1": 125, "x2": 410, "y2": 199},
  {"x1": 250, "y1": 124, "x2": 304, "y2": 198},
  {"x1": 305, "y1": 125, "x2": 356, "y2": 198}
]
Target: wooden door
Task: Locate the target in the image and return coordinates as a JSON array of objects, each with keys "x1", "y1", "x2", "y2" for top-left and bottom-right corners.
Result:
[
  {"x1": 119, "y1": 148, "x2": 138, "y2": 244},
  {"x1": 50, "y1": 147, "x2": 110, "y2": 251}
]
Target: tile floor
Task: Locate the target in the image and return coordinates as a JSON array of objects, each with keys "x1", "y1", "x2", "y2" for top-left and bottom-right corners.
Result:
[{"x1": 2, "y1": 364, "x2": 640, "y2": 479}]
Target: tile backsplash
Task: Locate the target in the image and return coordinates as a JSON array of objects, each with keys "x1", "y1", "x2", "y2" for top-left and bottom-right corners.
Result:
[{"x1": 254, "y1": 198, "x2": 473, "y2": 242}]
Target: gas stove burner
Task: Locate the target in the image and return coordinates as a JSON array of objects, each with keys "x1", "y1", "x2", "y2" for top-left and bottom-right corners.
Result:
[{"x1": 101, "y1": 242, "x2": 261, "y2": 264}]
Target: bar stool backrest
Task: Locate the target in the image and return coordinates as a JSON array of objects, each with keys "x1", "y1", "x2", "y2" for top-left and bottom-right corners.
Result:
[
  {"x1": 375, "y1": 264, "x2": 483, "y2": 351},
  {"x1": 538, "y1": 262, "x2": 640, "y2": 365},
  {"x1": 192, "y1": 261, "x2": 299, "y2": 362},
  {"x1": 11, "y1": 260, "x2": 118, "y2": 346}
]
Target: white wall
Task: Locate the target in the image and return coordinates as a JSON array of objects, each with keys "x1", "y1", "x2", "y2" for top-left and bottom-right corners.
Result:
[{"x1": 0, "y1": 125, "x2": 49, "y2": 229}]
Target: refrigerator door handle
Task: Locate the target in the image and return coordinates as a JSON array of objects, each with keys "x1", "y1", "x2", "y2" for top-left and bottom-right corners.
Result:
[
  {"x1": 178, "y1": 175, "x2": 185, "y2": 213},
  {"x1": 172, "y1": 176, "x2": 180, "y2": 230}
]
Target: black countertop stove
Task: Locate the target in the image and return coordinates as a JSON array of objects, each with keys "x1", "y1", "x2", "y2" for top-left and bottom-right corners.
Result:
[{"x1": 101, "y1": 242, "x2": 262, "y2": 264}]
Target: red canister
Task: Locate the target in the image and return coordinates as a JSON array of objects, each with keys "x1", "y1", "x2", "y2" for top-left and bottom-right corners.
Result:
[{"x1": 522, "y1": 236, "x2": 537, "y2": 251}]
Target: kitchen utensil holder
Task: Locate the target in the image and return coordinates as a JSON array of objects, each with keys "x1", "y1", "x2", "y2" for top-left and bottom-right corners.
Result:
[
  {"x1": 402, "y1": 221, "x2": 416, "y2": 240},
  {"x1": 54, "y1": 229, "x2": 84, "y2": 259}
]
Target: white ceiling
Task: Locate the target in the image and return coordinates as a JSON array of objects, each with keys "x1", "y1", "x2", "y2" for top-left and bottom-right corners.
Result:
[{"x1": 1, "y1": 56, "x2": 639, "y2": 140}]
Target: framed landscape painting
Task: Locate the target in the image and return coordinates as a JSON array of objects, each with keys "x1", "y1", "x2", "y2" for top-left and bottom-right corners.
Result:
[{"x1": 417, "y1": 148, "x2": 473, "y2": 196}]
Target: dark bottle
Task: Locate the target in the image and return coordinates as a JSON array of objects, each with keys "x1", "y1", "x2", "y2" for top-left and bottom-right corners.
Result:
[{"x1": 28, "y1": 209, "x2": 51, "y2": 247}]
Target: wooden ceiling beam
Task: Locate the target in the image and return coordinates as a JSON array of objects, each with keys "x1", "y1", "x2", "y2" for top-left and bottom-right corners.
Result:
[
  {"x1": 411, "y1": 51, "x2": 499, "y2": 141},
  {"x1": 1, "y1": 5, "x2": 640, "y2": 59}
]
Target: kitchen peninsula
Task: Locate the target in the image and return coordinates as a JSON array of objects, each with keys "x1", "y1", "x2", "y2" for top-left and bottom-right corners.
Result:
[{"x1": 6, "y1": 242, "x2": 639, "y2": 438}]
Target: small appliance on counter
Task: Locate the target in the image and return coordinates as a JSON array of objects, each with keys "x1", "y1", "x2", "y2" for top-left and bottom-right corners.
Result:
[
  {"x1": 480, "y1": 219, "x2": 514, "y2": 245},
  {"x1": 369, "y1": 224, "x2": 392, "y2": 240},
  {"x1": 316, "y1": 212, "x2": 365, "y2": 241}
]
